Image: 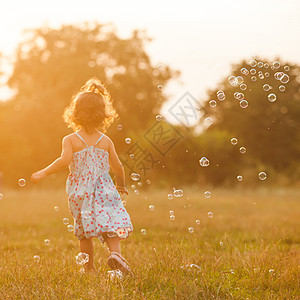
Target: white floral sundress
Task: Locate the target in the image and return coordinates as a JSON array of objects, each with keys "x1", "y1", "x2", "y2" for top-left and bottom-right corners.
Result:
[{"x1": 66, "y1": 132, "x2": 133, "y2": 242}]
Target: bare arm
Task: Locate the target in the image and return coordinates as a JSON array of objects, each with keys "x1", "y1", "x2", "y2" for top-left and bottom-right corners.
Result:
[
  {"x1": 31, "y1": 136, "x2": 73, "y2": 183},
  {"x1": 108, "y1": 137, "x2": 128, "y2": 195}
]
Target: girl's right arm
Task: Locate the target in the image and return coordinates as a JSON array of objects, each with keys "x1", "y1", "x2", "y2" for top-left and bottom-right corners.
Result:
[{"x1": 31, "y1": 136, "x2": 73, "y2": 183}]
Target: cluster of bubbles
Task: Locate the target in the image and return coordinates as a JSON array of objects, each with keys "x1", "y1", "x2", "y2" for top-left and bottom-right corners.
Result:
[
  {"x1": 75, "y1": 252, "x2": 89, "y2": 265},
  {"x1": 62, "y1": 217, "x2": 74, "y2": 232},
  {"x1": 169, "y1": 210, "x2": 175, "y2": 221}
]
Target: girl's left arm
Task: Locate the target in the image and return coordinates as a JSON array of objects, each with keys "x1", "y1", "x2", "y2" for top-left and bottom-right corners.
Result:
[{"x1": 31, "y1": 136, "x2": 73, "y2": 183}]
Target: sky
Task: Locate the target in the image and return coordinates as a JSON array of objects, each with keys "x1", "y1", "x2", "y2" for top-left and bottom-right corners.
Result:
[{"x1": 0, "y1": 0, "x2": 300, "y2": 120}]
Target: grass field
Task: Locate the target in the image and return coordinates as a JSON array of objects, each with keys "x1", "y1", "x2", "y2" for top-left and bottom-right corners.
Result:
[{"x1": 0, "y1": 186, "x2": 299, "y2": 299}]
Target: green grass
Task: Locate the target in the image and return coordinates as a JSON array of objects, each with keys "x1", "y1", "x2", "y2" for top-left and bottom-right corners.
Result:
[{"x1": 0, "y1": 186, "x2": 299, "y2": 299}]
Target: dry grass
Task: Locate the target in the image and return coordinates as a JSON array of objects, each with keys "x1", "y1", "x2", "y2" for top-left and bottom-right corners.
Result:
[{"x1": 0, "y1": 186, "x2": 299, "y2": 299}]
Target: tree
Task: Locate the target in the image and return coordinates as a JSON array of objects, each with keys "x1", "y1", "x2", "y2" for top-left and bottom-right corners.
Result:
[{"x1": 0, "y1": 23, "x2": 179, "y2": 185}]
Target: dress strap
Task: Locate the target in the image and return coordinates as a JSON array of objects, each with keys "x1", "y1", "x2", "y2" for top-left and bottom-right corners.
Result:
[
  {"x1": 75, "y1": 132, "x2": 89, "y2": 147},
  {"x1": 94, "y1": 133, "x2": 104, "y2": 146}
]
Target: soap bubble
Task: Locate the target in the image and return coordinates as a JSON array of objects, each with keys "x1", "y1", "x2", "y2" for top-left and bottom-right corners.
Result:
[
  {"x1": 236, "y1": 76, "x2": 244, "y2": 84},
  {"x1": 141, "y1": 229, "x2": 147, "y2": 235},
  {"x1": 240, "y1": 100, "x2": 248, "y2": 108},
  {"x1": 18, "y1": 178, "x2": 26, "y2": 187},
  {"x1": 268, "y1": 93, "x2": 277, "y2": 102},
  {"x1": 75, "y1": 252, "x2": 89, "y2": 265},
  {"x1": 117, "y1": 125, "x2": 123, "y2": 130},
  {"x1": 250, "y1": 68, "x2": 256, "y2": 75},
  {"x1": 273, "y1": 61, "x2": 280, "y2": 69},
  {"x1": 0, "y1": 193, "x2": 3, "y2": 200},
  {"x1": 241, "y1": 68, "x2": 249, "y2": 75},
  {"x1": 216, "y1": 90, "x2": 224, "y2": 95},
  {"x1": 265, "y1": 72, "x2": 270, "y2": 77},
  {"x1": 251, "y1": 76, "x2": 257, "y2": 81},
  {"x1": 257, "y1": 62, "x2": 263, "y2": 68},
  {"x1": 237, "y1": 93, "x2": 244, "y2": 100},
  {"x1": 129, "y1": 154, "x2": 134, "y2": 159},
  {"x1": 239, "y1": 147, "x2": 246, "y2": 154},
  {"x1": 258, "y1": 172, "x2": 267, "y2": 180},
  {"x1": 125, "y1": 138, "x2": 131, "y2": 144},
  {"x1": 67, "y1": 225, "x2": 74, "y2": 232},
  {"x1": 146, "y1": 179, "x2": 151, "y2": 184},
  {"x1": 170, "y1": 215, "x2": 175, "y2": 221},
  {"x1": 54, "y1": 206, "x2": 59, "y2": 212},
  {"x1": 63, "y1": 218, "x2": 69, "y2": 225},
  {"x1": 249, "y1": 59, "x2": 257, "y2": 67},
  {"x1": 188, "y1": 227, "x2": 194, "y2": 233},
  {"x1": 237, "y1": 175, "x2": 243, "y2": 182},
  {"x1": 207, "y1": 212, "x2": 214, "y2": 219},
  {"x1": 44, "y1": 239, "x2": 50, "y2": 246},
  {"x1": 209, "y1": 100, "x2": 217, "y2": 107},
  {"x1": 157, "y1": 85, "x2": 163, "y2": 90},
  {"x1": 196, "y1": 219, "x2": 200, "y2": 225},
  {"x1": 234, "y1": 92, "x2": 240, "y2": 99},
  {"x1": 231, "y1": 138, "x2": 238, "y2": 145},
  {"x1": 279, "y1": 85, "x2": 286, "y2": 92},
  {"x1": 240, "y1": 83, "x2": 247, "y2": 90},
  {"x1": 33, "y1": 255, "x2": 40, "y2": 263},
  {"x1": 280, "y1": 74, "x2": 289, "y2": 84},
  {"x1": 217, "y1": 92, "x2": 225, "y2": 101},
  {"x1": 149, "y1": 205, "x2": 155, "y2": 211},
  {"x1": 269, "y1": 269, "x2": 275, "y2": 274},
  {"x1": 204, "y1": 117, "x2": 213, "y2": 127},
  {"x1": 167, "y1": 193, "x2": 173, "y2": 200},
  {"x1": 220, "y1": 241, "x2": 224, "y2": 246},
  {"x1": 258, "y1": 73, "x2": 264, "y2": 79},
  {"x1": 264, "y1": 63, "x2": 269, "y2": 68},
  {"x1": 137, "y1": 182, "x2": 142, "y2": 187},
  {"x1": 284, "y1": 65, "x2": 290, "y2": 72},
  {"x1": 156, "y1": 114, "x2": 162, "y2": 121},
  {"x1": 263, "y1": 84, "x2": 271, "y2": 91},
  {"x1": 131, "y1": 173, "x2": 140, "y2": 181},
  {"x1": 134, "y1": 189, "x2": 139, "y2": 195},
  {"x1": 174, "y1": 189, "x2": 183, "y2": 197},
  {"x1": 274, "y1": 72, "x2": 284, "y2": 80},
  {"x1": 204, "y1": 191, "x2": 211, "y2": 198},
  {"x1": 199, "y1": 157, "x2": 210, "y2": 167},
  {"x1": 157, "y1": 63, "x2": 166, "y2": 70},
  {"x1": 169, "y1": 210, "x2": 175, "y2": 215}
]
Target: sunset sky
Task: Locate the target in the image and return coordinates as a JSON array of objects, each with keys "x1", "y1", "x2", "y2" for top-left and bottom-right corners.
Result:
[{"x1": 0, "y1": 0, "x2": 299, "y2": 119}]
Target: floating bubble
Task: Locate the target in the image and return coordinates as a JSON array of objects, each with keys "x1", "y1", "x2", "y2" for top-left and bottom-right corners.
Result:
[
  {"x1": 207, "y1": 212, "x2": 214, "y2": 219},
  {"x1": 130, "y1": 184, "x2": 136, "y2": 190},
  {"x1": 44, "y1": 239, "x2": 50, "y2": 246},
  {"x1": 146, "y1": 179, "x2": 151, "y2": 184},
  {"x1": 141, "y1": 229, "x2": 147, "y2": 235},
  {"x1": 258, "y1": 172, "x2": 267, "y2": 180},
  {"x1": 157, "y1": 85, "x2": 163, "y2": 90},
  {"x1": 125, "y1": 138, "x2": 131, "y2": 144},
  {"x1": 284, "y1": 65, "x2": 290, "y2": 72},
  {"x1": 167, "y1": 193, "x2": 173, "y2": 200},
  {"x1": 54, "y1": 206, "x2": 59, "y2": 212},
  {"x1": 269, "y1": 269, "x2": 275, "y2": 274},
  {"x1": 280, "y1": 74, "x2": 289, "y2": 84},
  {"x1": 174, "y1": 189, "x2": 183, "y2": 197},
  {"x1": 241, "y1": 68, "x2": 249, "y2": 75},
  {"x1": 117, "y1": 124, "x2": 123, "y2": 130},
  {"x1": 63, "y1": 218, "x2": 69, "y2": 225},
  {"x1": 204, "y1": 117, "x2": 213, "y2": 127},
  {"x1": 250, "y1": 68, "x2": 256, "y2": 75},
  {"x1": 264, "y1": 63, "x2": 269, "y2": 68},
  {"x1": 217, "y1": 93, "x2": 225, "y2": 101},
  {"x1": 237, "y1": 93, "x2": 244, "y2": 100},
  {"x1": 239, "y1": 147, "x2": 246, "y2": 154},
  {"x1": 251, "y1": 76, "x2": 257, "y2": 81},
  {"x1": 196, "y1": 219, "x2": 200, "y2": 225},
  {"x1": 228, "y1": 76, "x2": 238, "y2": 86},
  {"x1": 204, "y1": 191, "x2": 211, "y2": 198},
  {"x1": 122, "y1": 200, "x2": 126, "y2": 207},
  {"x1": 236, "y1": 76, "x2": 244, "y2": 84},
  {"x1": 249, "y1": 59, "x2": 257, "y2": 67},
  {"x1": 149, "y1": 205, "x2": 155, "y2": 211},
  {"x1": 234, "y1": 92, "x2": 239, "y2": 99},
  {"x1": 107, "y1": 269, "x2": 124, "y2": 280},
  {"x1": 137, "y1": 182, "x2": 142, "y2": 187},
  {"x1": 157, "y1": 63, "x2": 166, "y2": 70},
  {"x1": 265, "y1": 72, "x2": 270, "y2": 77},
  {"x1": 67, "y1": 225, "x2": 74, "y2": 232},
  {"x1": 274, "y1": 72, "x2": 284, "y2": 80},
  {"x1": 231, "y1": 138, "x2": 238, "y2": 145},
  {"x1": 257, "y1": 62, "x2": 263, "y2": 68},
  {"x1": 220, "y1": 241, "x2": 224, "y2": 246},
  {"x1": 107, "y1": 230, "x2": 118, "y2": 238},
  {"x1": 170, "y1": 215, "x2": 175, "y2": 221},
  {"x1": 131, "y1": 173, "x2": 140, "y2": 181},
  {"x1": 188, "y1": 227, "x2": 194, "y2": 234},
  {"x1": 258, "y1": 74, "x2": 264, "y2": 79},
  {"x1": 75, "y1": 252, "x2": 89, "y2": 265},
  {"x1": 0, "y1": 193, "x2": 3, "y2": 200},
  {"x1": 169, "y1": 210, "x2": 175, "y2": 215},
  {"x1": 240, "y1": 83, "x2": 247, "y2": 90},
  {"x1": 18, "y1": 178, "x2": 26, "y2": 187},
  {"x1": 237, "y1": 175, "x2": 243, "y2": 182},
  {"x1": 239, "y1": 100, "x2": 248, "y2": 108},
  {"x1": 199, "y1": 157, "x2": 210, "y2": 167},
  {"x1": 156, "y1": 114, "x2": 162, "y2": 121},
  {"x1": 273, "y1": 61, "x2": 280, "y2": 69},
  {"x1": 129, "y1": 154, "x2": 134, "y2": 159},
  {"x1": 216, "y1": 90, "x2": 224, "y2": 95},
  {"x1": 268, "y1": 93, "x2": 277, "y2": 102},
  {"x1": 33, "y1": 255, "x2": 40, "y2": 263},
  {"x1": 263, "y1": 84, "x2": 271, "y2": 91},
  {"x1": 134, "y1": 189, "x2": 139, "y2": 195},
  {"x1": 209, "y1": 100, "x2": 217, "y2": 107},
  {"x1": 279, "y1": 85, "x2": 286, "y2": 92}
]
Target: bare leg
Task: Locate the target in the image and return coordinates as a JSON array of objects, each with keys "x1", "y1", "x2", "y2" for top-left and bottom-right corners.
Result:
[
  {"x1": 102, "y1": 233, "x2": 121, "y2": 254},
  {"x1": 80, "y1": 238, "x2": 96, "y2": 272}
]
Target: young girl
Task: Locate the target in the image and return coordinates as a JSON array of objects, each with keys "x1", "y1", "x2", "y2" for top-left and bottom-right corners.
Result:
[{"x1": 31, "y1": 77, "x2": 133, "y2": 274}]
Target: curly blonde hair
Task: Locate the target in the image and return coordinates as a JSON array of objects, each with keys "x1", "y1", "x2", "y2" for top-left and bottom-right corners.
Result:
[{"x1": 63, "y1": 77, "x2": 118, "y2": 133}]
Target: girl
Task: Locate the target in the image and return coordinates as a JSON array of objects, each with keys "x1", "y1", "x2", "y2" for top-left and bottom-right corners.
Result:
[{"x1": 31, "y1": 77, "x2": 133, "y2": 274}]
